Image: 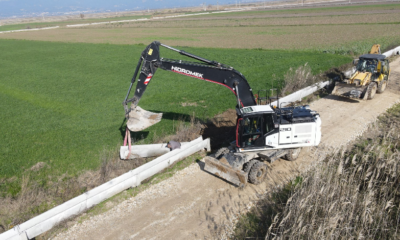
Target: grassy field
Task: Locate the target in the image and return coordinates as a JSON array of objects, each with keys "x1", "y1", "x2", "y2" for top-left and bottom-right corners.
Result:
[
  {"x1": 0, "y1": 39, "x2": 350, "y2": 198},
  {"x1": 0, "y1": 15, "x2": 152, "y2": 32},
  {"x1": 207, "y1": 2, "x2": 400, "y2": 16},
  {"x1": 1, "y1": 3, "x2": 399, "y2": 54}
]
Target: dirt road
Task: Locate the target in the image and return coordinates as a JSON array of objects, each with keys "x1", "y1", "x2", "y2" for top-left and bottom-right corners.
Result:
[{"x1": 52, "y1": 57, "x2": 400, "y2": 240}]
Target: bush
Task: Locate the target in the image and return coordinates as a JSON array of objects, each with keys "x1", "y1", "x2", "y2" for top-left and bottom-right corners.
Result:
[{"x1": 280, "y1": 63, "x2": 318, "y2": 96}]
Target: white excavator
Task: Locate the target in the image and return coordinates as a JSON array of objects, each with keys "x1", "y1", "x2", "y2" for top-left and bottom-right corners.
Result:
[{"x1": 123, "y1": 41, "x2": 321, "y2": 186}]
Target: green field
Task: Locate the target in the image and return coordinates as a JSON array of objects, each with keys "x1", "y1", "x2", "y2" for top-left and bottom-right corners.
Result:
[
  {"x1": 0, "y1": 39, "x2": 350, "y2": 196},
  {"x1": 207, "y1": 3, "x2": 400, "y2": 16},
  {"x1": 0, "y1": 15, "x2": 152, "y2": 32},
  {"x1": 1, "y1": 3, "x2": 399, "y2": 53}
]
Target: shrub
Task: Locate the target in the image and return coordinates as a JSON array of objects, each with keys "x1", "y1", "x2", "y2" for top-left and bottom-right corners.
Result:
[
  {"x1": 280, "y1": 63, "x2": 318, "y2": 96},
  {"x1": 266, "y1": 106, "x2": 400, "y2": 240}
]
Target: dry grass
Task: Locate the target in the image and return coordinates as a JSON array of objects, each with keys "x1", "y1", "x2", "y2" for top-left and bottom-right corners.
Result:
[
  {"x1": 263, "y1": 104, "x2": 400, "y2": 239},
  {"x1": 280, "y1": 63, "x2": 318, "y2": 96},
  {"x1": 152, "y1": 110, "x2": 237, "y2": 151},
  {"x1": 0, "y1": 149, "x2": 146, "y2": 233},
  {"x1": 231, "y1": 104, "x2": 400, "y2": 240},
  {"x1": 153, "y1": 114, "x2": 205, "y2": 144}
]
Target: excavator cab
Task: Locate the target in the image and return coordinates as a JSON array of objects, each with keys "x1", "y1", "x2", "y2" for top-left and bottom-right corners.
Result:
[
  {"x1": 237, "y1": 113, "x2": 277, "y2": 148},
  {"x1": 241, "y1": 116, "x2": 264, "y2": 147}
]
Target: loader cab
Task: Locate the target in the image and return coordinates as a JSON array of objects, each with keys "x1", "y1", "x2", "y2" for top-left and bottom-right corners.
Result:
[
  {"x1": 356, "y1": 54, "x2": 387, "y2": 74},
  {"x1": 356, "y1": 58, "x2": 377, "y2": 73}
]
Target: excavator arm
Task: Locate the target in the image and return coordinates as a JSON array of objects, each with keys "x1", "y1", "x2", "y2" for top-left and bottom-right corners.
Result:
[{"x1": 123, "y1": 41, "x2": 256, "y2": 131}]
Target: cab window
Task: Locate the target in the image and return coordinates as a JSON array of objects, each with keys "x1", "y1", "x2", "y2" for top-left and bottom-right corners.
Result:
[
  {"x1": 264, "y1": 114, "x2": 275, "y2": 133},
  {"x1": 243, "y1": 117, "x2": 261, "y2": 134},
  {"x1": 242, "y1": 116, "x2": 263, "y2": 147}
]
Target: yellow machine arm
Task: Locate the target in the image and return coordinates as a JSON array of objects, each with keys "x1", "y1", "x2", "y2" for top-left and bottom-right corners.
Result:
[{"x1": 370, "y1": 44, "x2": 381, "y2": 54}]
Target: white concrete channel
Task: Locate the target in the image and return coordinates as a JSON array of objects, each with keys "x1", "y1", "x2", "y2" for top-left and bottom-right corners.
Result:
[
  {"x1": 1, "y1": 137, "x2": 210, "y2": 240},
  {"x1": 1, "y1": 46, "x2": 399, "y2": 240},
  {"x1": 120, "y1": 142, "x2": 192, "y2": 159}
]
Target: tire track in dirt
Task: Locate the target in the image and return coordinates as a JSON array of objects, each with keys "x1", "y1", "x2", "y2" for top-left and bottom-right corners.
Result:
[{"x1": 52, "y1": 57, "x2": 400, "y2": 240}]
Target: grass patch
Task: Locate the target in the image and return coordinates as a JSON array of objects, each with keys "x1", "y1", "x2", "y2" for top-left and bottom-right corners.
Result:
[
  {"x1": 0, "y1": 15, "x2": 152, "y2": 32},
  {"x1": 317, "y1": 36, "x2": 400, "y2": 55},
  {"x1": 233, "y1": 177, "x2": 301, "y2": 239},
  {"x1": 136, "y1": 36, "x2": 199, "y2": 41},
  {"x1": 0, "y1": 23, "x2": 60, "y2": 32},
  {"x1": 193, "y1": 2, "x2": 400, "y2": 18}
]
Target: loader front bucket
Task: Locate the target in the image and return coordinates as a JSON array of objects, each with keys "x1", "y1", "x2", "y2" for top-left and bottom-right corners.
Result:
[
  {"x1": 204, "y1": 156, "x2": 247, "y2": 187},
  {"x1": 127, "y1": 106, "x2": 163, "y2": 132},
  {"x1": 332, "y1": 82, "x2": 367, "y2": 99}
]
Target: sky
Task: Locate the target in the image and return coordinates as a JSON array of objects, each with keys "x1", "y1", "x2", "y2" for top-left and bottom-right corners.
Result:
[{"x1": 0, "y1": 0, "x2": 272, "y2": 18}]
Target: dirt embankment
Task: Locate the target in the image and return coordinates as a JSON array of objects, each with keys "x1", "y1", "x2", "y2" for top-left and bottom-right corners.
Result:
[{"x1": 49, "y1": 57, "x2": 400, "y2": 240}]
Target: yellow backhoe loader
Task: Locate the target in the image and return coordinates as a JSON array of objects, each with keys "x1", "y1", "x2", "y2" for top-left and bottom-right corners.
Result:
[{"x1": 332, "y1": 44, "x2": 390, "y2": 100}]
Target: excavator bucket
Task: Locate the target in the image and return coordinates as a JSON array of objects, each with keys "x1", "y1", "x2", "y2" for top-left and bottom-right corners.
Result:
[
  {"x1": 127, "y1": 106, "x2": 162, "y2": 132},
  {"x1": 332, "y1": 82, "x2": 367, "y2": 99},
  {"x1": 204, "y1": 156, "x2": 247, "y2": 187}
]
